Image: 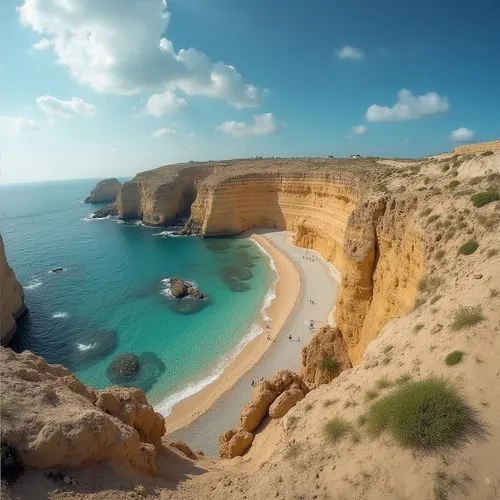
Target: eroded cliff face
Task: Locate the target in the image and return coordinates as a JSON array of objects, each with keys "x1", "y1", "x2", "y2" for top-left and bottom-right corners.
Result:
[
  {"x1": 85, "y1": 178, "x2": 122, "y2": 203},
  {"x1": 0, "y1": 234, "x2": 26, "y2": 345},
  {"x1": 112, "y1": 159, "x2": 424, "y2": 366},
  {"x1": 0, "y1": 347, "x2": 165, "y2": 474}
]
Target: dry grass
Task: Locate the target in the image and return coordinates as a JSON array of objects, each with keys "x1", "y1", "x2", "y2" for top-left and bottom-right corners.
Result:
[{"x1": 451, "y1": 306, "x2": 485, "y2": 330}]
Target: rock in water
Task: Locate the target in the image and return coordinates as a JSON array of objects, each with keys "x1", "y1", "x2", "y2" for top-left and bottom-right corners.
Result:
[
  {"x1": 85, "y1": 178, "x2": 122, "y2": 203},
  {"x1": 107, "y1": 354, "x2": 140, "y2": 383},
  {"x1": 169, "y1": 278, "x2": 205, "y2": 299}
]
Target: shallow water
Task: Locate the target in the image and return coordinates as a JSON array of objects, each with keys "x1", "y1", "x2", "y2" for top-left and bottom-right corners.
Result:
[{"x1": 0, "y1": 179, "x2": 272, "y2": 411}]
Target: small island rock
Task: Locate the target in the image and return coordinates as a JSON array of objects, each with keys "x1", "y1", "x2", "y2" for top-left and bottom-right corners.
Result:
[
  {"x1": 169, "y1": 278, "x2": 205, "y2": 299},
  {"x1": 107, "y1": 353, "x2": 140, "y2": 380}
]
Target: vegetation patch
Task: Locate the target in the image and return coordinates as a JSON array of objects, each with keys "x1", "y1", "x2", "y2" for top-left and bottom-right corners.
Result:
[
  {"x1": 427, "y1": 214, "x2": 440, "y2": 224},
  {"x1": 451, "y1": 306, "x2": 485, "y2": 330},
  {"x1": 324, "y1": 417, "x2": 352, "y2": 443},
  {"x1": 395, "y1": 373, "x2": 412, "y2": 385},
  {"x1": 364, "y1": 378, "x2": 483, "y2": 450},
  {"x1": 434, "y1": 250, "x2": 445, "y2": 261},
  {"x1": 1, "y1": 442, "x2": 24, "y2": 485},
  {"x1": 447, "y1": 180, "x2": 460, "y2": 189},
  {"x1": 470, "y1": 190, "x2": 500, "y2": 208},
  {"x1": 418, "y1": 276, "x2": 444, "y2": 294},
  {"x1": 365, "y1": 390, "x2": 379, "y2": 402},
  {"x1": 420, "y1": 208, "x2": 433, "y2": 217},
  {"x1": 481, "y1": 150, "x2": 494, "y2": 157},
  {"x1": 284, "y1": 442, "x2": 302, "y2": 460},
  {"x1": 320, "y1": 356, "x2": 340, "y2": 372},
  {"x1": 375, "y1": 377, "x2": 393, "y2": 390},
  {"x1": 457, "y1": 239, "x2": 478, "y2": 255},
  {"x1": 413, "y1": 323, "x2": 424, "y2": 333},
  {"x1": 445, "y1": 351, "x2": 464, "y2": 366}
]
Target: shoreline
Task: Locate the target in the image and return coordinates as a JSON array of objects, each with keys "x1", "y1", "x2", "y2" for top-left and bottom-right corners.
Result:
[{"x1": 162, "y1": 232, "x2": 300, "y2": 433}]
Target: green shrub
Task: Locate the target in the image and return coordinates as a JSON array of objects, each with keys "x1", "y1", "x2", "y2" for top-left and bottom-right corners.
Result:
[
  {"x1": 451, "y1": 306, "x2": 485, "y2": 330},
  {"x1": 395, "y1": 373, "x2": 412, "y2": 385},
  {"x1": 324, "y1": 418, "x2": 351, "y2": 443},
  {"x1": 414, "y1": 323, "x2": 424, "y2": 333},
  {"x1": 447, "y1": 180, "x2": 460, "y2": 189},
  {"x1": 1, "y1": 442, "x2": 24, "y2": 484},
  {"x1": 458, "y1": 239, "x2": 478, "y2": 255},
  {"x1": 445, "y1": 351, "x2": 464, "y2": 366},
  {"x1": 364, "y1": 378, "x2": 481, "y2": 450},
  {"x1": 320, "y1": 356, "x2": 340, "y2": 372},
  {"x1": 376, "y1": 377, "x2": 393, "y2": 390},
  {"x1": 365, "y1": 390, "x2": 379, "y2": 402},
  {"x1": 418, "y1": 276, "x2": 444, "y2": 294},
  {"x1": 481, "y1": 151, "x2": 494, "y2": 157},
  {"x1": 470, "y1": 190, "x2": 500, "y2": 208}
]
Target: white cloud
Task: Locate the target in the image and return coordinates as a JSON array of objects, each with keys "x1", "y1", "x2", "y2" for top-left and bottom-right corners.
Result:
[
  {"x1": 19, "y1": 0, "x2": 263, "y2": 108},
  {"x1": 352, "y1": 124, "x2": 368, "y2": 136},
  {"x1": 0, "y1": 115, "x2": 39, "y2": 136},
  {"x1": 37, "y1": 96, "x2": 97, "y2": 118},
  {"x1": 366, "y1": 89, "x2": 449, "y2": 122},
  {"x1": 450, "y1": 127, "x2": 474, "y2": 142},
  {"x1": 32, "y1": 38, "x2": 52, "y2": 50},
  {"x1": 145, "y1": 90, "x2": 187, "y2": 116},
  {"x1": 152, "y1": 127, "x2": 176, "y2": 138},
  {"x1": 335, "y1": 45, "x2": 364, "y2": 60},
  {"x1": 216, "y1": 113, "x2": 283, "y2": 138}
]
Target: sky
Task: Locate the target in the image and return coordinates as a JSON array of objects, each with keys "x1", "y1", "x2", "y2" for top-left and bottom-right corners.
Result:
[{"x1": 0, "y1": 0, "x2": 499, "y2": 184}]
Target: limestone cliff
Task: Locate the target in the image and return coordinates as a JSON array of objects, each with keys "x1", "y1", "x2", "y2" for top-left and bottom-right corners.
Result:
[
  {"x1": 85, "y1": 178, "x2": 122, "y2": 203},
  {"x1": 0, "y1": 347, "x2": 165, "y2": 474},
  {"x1": 0, "y1": 234, "x2": 26, "y2": 345},
  {"x1": 112, "y1": 158, "x2": 424, "y2": 364}
]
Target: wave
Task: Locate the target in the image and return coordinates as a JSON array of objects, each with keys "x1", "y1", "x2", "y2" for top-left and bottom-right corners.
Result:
[
  {"x1": 24, "y1": 279, "x2": 42, "y2": 290},
  {"x1": 52, "y1": 312, "x2": 69, "y2": 319},
  {"x1": 76, "y1": 342, "x2": 97, "y2": 352},
  {"x1": 250, "y1": 238, "x2": 278, "y2": 320},
  {"x1": 153, "y1": 230, "x2": 186, "y2": 238},
  {"x1": 155, "y1": 324, "x2": 263, "y2": 417}
]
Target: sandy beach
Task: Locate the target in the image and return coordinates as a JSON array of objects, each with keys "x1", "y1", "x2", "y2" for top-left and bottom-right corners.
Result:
[{"x1": 167, "y1": 230, "x2": 339, "y2": 455}]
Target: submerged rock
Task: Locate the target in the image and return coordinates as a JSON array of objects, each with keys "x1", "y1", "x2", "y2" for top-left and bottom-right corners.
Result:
[{"x1": 107, "y1": 354, "x2": 140, "y2": 383}]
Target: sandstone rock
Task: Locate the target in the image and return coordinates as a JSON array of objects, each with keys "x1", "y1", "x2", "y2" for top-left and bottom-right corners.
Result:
[
  {"x1": 0, "y1": 235, "x2": 26, "y2": 345},
  {"x1": 301, "y1": 326, "x2": 352, "y2": 386},
  {"x1": 169, "y1": 441, "x2": 198, "y2": 460},
  {"x1": 240, "y1": 370, "x2": 308, "y2": 432},
  {"x1": 473, "y1": 273, "x2": 483, "y2": 279},
  {"x1": 85, "y1": 178, "x2": 122, "y2": 203},
  {"x1": 268, "y1": 388, "x2": 305, "y2": 419},
  {"x1": 94, "y1": 386, "x2": 165, "y2": 445},
  {"x1": 0, "y1": 347, "x2": 165, "y2": 474},
  {"x1": 431, "y1": 324, "x2": 443, "y2": 335},
  {"x1": 169, "y1": 278, "x2": 204, "y2": 299},
  {"x1": 218, "y1": 428, "x2": 254, "y2": 459}
]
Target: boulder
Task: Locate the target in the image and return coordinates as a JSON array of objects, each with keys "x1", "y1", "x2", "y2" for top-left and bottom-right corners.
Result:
[
  {"x1": 85, "y1": 178, "x2": 122, "y2": 203},
  {"x1": 0, "y1": 347, "x2": 165, "y2": 474},
  {"x1": 169, "y1": 441, "x2": 198, "y2": 460},
  {"x1": 268, "y1": 388, "x2": 305, "y2": 419},
  {"x1": 218, "y1": 428, "x2": 254, "y2": 459},
  {"x1": 169, "y1": 278, "x2": 204, "y2": 299}
]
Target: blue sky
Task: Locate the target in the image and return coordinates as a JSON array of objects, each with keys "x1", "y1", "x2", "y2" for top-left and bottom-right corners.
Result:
[{"x1": 0, "y1": 0, "x2": 499, "y2": 183}]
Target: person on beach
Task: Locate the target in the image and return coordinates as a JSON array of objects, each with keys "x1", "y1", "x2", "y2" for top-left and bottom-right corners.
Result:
[{"x1": 289, "y1": 334, "x2": 292, "y2": 340}]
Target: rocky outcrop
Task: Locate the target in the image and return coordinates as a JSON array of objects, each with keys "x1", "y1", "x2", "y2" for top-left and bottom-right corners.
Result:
[
  {"x1": 169, "y1": 278, "x2": 204, "y2": 299},
  {"x1": 0, "y1": 347, "x2": 165, "y2": 474},
  {"x1": 168, "y1": 441, "x2": 199, "y2": 460},
  {"x1": 0, "y1": 235, "x2": 26, "y2": 345},
  {"x1": 218, "y1": 370, "x2": 308, "y2": 458},
  {"x1": 453, "y1": 139, "x2": 500, "y2": 155},
  {"x1": 85, "y1": 178, "x2": 122, "y2": 203},
  {"x1": 301, "y1": 326, "x2": 352, "y2": 386}
]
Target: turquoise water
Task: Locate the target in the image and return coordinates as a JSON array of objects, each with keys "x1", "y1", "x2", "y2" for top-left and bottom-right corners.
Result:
[{"x1": 0, "y1": 179, "x2": 273, "y2": 412}]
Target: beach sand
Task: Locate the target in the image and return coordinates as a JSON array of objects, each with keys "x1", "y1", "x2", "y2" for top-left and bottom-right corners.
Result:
[{"x1": 166, "y1": 230, "x2": 339, "y2": 455}]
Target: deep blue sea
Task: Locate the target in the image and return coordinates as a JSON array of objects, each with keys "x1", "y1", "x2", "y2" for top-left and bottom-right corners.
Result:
[{"x1": 0, "y1": 179, "x2": 273, "y2": 413}]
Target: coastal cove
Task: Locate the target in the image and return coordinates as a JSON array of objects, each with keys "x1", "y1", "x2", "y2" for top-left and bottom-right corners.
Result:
[{"x1": 0, "y1": 179, "x2": 276, "y2": 414}]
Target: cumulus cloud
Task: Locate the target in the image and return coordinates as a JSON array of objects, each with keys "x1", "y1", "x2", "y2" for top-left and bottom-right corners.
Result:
[
  {"x1": 366, "y1": 89, "x2": 449, "y2": 122},
  {"x1": 450, "y1": 127, "x2": 474, "y2": 142},
  {"x1": 145, "y1": 90, "x2": 187, "y2": 116},
  {"x1": 335, "y1": 45, "x2": 364, "y2": 60},
  {"x1": 152, "y1": 127, "x2": 176, "y2": 138},
  {"x1": 0, "y1": 115, "x2": 39, "y2": 136},
  {"x1": 32, "y1": 38, "x2": 51, "y2": 50},
  {"x1": 352, "y1": 124, "x2": 368, "y2": 136},
  {"x1": 19, "y1": 0, "x2": 263, "y2": 107},
  {"x1": 216, "y1": 113, "x2": 283, "y2": 138},
  {"x1": 37, "y1": 96, "x2": 97, "y2": 118}
]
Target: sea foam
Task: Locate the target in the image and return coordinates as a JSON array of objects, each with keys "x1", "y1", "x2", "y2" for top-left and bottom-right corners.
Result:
[
  {"x1": 76, "y1": 342, "x2": 97, "y2": 352},
  {"x1": 24, "y1": 279, "x2": 42, "y2": 290},
  {"x1": 52, "y1": 312, "x2": 69, "y2": 319}
]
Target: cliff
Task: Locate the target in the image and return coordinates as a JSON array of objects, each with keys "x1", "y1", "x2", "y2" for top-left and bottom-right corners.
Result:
[
  {"x1": 0, "y1": 347, "x2": 165, "y2": 474},
  {"x1": 0, "y1": 234, "x2": 26, "y2": 345},
  {"x1": 114, "y1": 158, "x2": 424, "y2": 363},
  {"x1": 85, "y1": 178, "x2": 122, "y2": 203}
]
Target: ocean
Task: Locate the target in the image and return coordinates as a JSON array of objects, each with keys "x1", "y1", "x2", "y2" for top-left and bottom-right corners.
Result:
[{"x1": 0, "y1": 179, "x2": 273, "y2": 414}]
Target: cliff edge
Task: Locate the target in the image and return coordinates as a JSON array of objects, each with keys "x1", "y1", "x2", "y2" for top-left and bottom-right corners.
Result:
[
  {"x1": 85, "y1": 178, "x2": 122, "y2": 203},
  {"x1": 0, "y1": 234, "x2": 26, "y2": 345}
]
